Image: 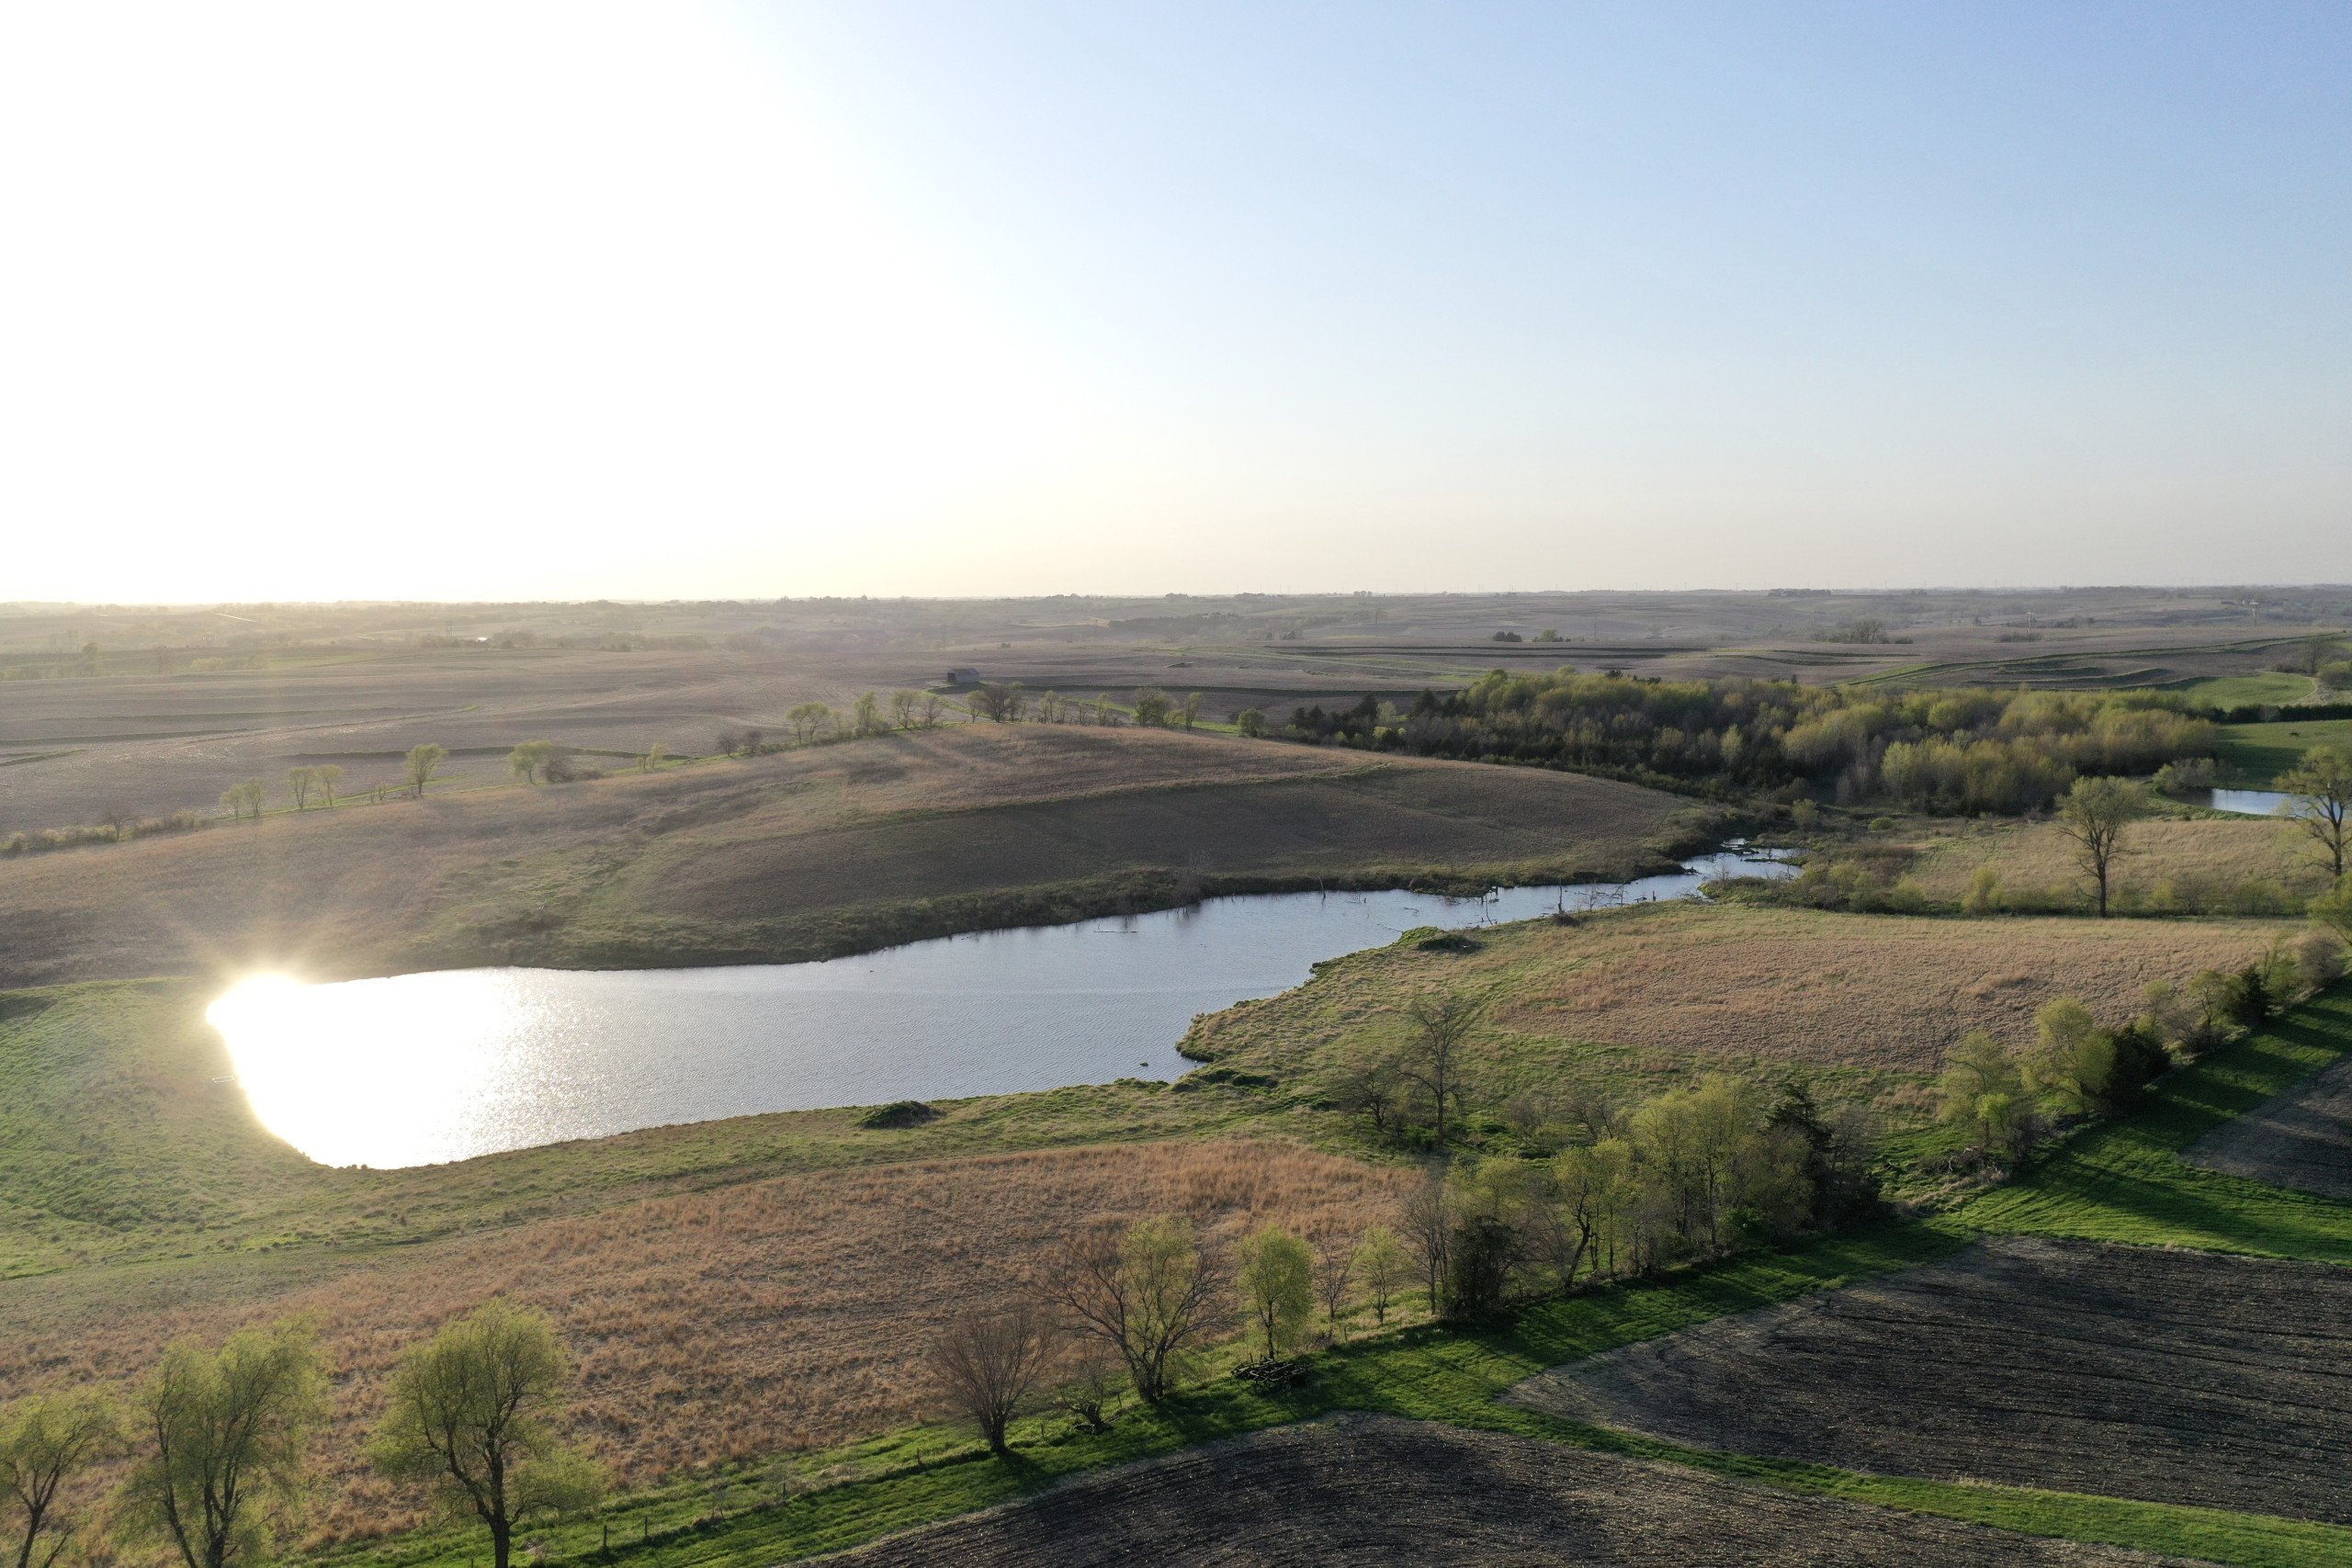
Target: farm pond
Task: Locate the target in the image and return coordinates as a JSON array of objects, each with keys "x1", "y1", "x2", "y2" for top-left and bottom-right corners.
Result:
[{"x1": 209, "y1": 845, "x2": 1796, "y2": 1168}]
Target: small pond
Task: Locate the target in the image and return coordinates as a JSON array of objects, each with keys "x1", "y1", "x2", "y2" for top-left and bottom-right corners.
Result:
[
  {"x1": 2212, "y1": 788, "x2": 2306, "y2": 817},
  {"x1": 208, "y1": 845, "x2": 1797, "y2": 1169}
]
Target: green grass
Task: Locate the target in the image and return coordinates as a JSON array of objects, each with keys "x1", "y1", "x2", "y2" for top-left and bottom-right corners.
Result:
[
  {"x1": 2188, "y1": 671, "x2": 2321, "y2": 707},
  {"x1": 1962, "y1": 986, "x2": 2352, "y2": 1258},
  {"x1": 2217, "y1": 716, "x2": 2352, "y2": 784}
]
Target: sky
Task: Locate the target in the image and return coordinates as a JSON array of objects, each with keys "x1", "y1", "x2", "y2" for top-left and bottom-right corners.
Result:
[{"x1": 1, "y1": 1, "x2": 2346, "y2": 603}]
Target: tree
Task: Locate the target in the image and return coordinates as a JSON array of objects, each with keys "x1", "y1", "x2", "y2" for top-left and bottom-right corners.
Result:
[
  {"x1": 1311, "y1": 1233, "x2": 1355, "y2": 1338},
  {"x1": 121, "y1": 1323, "x2": 325, "y2": 1568},
  {"x1": 1398, "y1": 1166, "x2": 1451, "y2": 1311},
  {"x1": 1351, "y1": 1226, "x2": 1409, "y2": 1326},
  {"x1": 1395, "y1": 995, "x2": 1479, "y2": 1145},
  {"x1": 2024, "y1": 998, "x2": 2118, "y2": 1118},
  {"x1": 1049, "y1": 1217, "x2": 1225, "y2": 1404},
  {"x1": 218, "y1": 779, "x2": 265, "y2": 821},
  {"x1": 313, "y1": 763, "x2": 344, "y2": 807},
  {"x1": 2314, "y1": 876, "x2": 2352, "y2": 948},
  {"x1": 284, "y1": 767, "x2": 318, "y2": 810},
  {"x1": 927, "y1": 1303, "x2": 1056, "y2": 1457},
  {"x1": 1935, "y1": 1031, "x2": 2033, "y2": 1163},
  {"x1": 786, "y1": 704, "x2": 831, "y2": 744},
  {"x1": 1179, "y1": 693, "x2": 1204, "y2": 731},
  {"x1": 508, "y1": 740, "x2": 559, "y2": 784},
  {"x1": 2054, "y1": 774, "x2": 2147, "y2": 917},
  {"x1": 1236, "y1": 708, "x2": 1269, "y2": 739},
  {"x1": 1234, "y1": 1226, "x2": 1314, "y2": 1362},
  {"x1": 2278, "y1": 748, "x2": 2352, "y2": 879},
  {"x1": 1333, "y1": 1052, "x2": 1403, "y2": 1135},
  {"x1": 919, "y1": 693, "x2": 945, "y2": 728},
  {"x1": 639, "y1": 742, "x2": 667, "y2": 773},
  {"x1": 1091, "y1": 694, "x2": 1120, "y2": 726},
  {"x1": 853, "y1": 692, "x2": 883, "y2": 737},
  {"x1": 889, "y1": 690, "x2": 920, "y2": 730},
  {"x1": 404, "y1": 743, "x2": 447, "y2": 799},
  {"x1": 371, "y1": 1302, "x2": 605, "y2": 1568},
  {"x1": 1130, "y1": 687, "x2": 1171, "y2": 728},
  {"x1": 2, "y1": 1392, "x2": 119, "y2": 1568}
]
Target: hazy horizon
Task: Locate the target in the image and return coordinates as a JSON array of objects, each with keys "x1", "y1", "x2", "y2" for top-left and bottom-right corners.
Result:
[{"x1": 5, "y1": 2, "x2": 2347, "y2": 603}]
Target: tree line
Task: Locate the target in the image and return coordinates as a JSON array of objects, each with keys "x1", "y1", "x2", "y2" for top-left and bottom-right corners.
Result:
[
  {"x1": 0, "y1": 1302, "x2": 596, "y2": 1568},
  {"x1": 1284, "y1": 674, "x2": 2218, "y2": 813}
]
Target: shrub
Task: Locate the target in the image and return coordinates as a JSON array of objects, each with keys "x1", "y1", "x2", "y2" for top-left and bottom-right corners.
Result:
[{"x1": 855, "y1": 1100, "x2": 937, "y2": 1129}]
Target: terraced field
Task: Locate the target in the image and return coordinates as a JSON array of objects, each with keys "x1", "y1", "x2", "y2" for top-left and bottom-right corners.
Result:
[
  {"x1": 1510, "y1": 1235, "x2": 2352, "y2": 1527},
  {"x1": 836, "y1": 1416, "x2": 2184, "y2": 1567}
]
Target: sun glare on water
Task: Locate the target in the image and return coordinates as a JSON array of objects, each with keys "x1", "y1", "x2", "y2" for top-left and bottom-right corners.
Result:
[{"x1": 207, "y1": 972, "x2": 516, "y2": 1168}]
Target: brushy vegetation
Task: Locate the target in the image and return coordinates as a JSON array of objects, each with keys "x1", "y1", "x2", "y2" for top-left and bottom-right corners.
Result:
[{"x1": 1286, "y1": 675, "x2": 2215, "y2": 813}]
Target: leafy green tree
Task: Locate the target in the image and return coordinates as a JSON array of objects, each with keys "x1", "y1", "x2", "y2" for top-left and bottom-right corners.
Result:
[
  {"x1": 853, "y1": 692, "x2": 883, "y2": 736},
  {"x1": 507, "y1": 740, "x2": 559, "y2": 784},
  {"x1": 1179, "y1": 693, "x2": 1204, "y2": 730},
  {"x1": 371, "y1": 1302, "x2": 605, "y2": 1568},
  {"x1": 2314, "y1": 876, "x2": 2352, "y2": 949},
  {"x1": 1351, "y1": 1227, "x2": 1408, "y2": 1326},
  {"x1": 639, "y1": 742, "x2": 668, "y2": 772},
  {"x1": 121, "y1": 1323, "x2": 326, "y2": 1568},
  {"x1": 786, "y1": 703, "x2": 831, "y2": 743},
  {"x1": 313, "y1": 762, "x2": 344, "y2": 807},
  {"x1": 1235, "y1": 1226, "x2": 1314, "y2": 1361},
  {"x1": 404, "y1": 743, "x2": 448, "y2": 799},
  {"x1": 284, "y1": 766, "x2": 319, "y2": 810},
  {"x1": 1235, "y1": 708, "x2": 1269, "y2": 739},
  {"x1": 2024, "y1": 998, "x2": 2118, "y2": 1117},
  {"x1": 2055, "y1": 774, "x2": 2148, "y2": 916},
  {"x1": 2278, "y1": 747, "x2": 2352, "y2": 879},
  {"x1": 1935, "y1": 1030, "x2": 2033, "y2": 1162},
  {"x1": 2, "y1": 1392, "x2": 119, "y2": 1568},
  {"x1": 217, "y1": 779, "x2": 266, "y2": 821},
  {"x1": 1130, "y1": 687, "x2": 1171, "y2": 727}
]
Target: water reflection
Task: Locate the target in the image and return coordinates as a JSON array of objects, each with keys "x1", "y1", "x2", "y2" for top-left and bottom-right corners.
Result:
[
  {"x1": 2211, "y1": 788, "x2": 2307, "y2": 817},
  {"x1": 209, "y1": 846, "x2": 1797, "y2": 1170}
]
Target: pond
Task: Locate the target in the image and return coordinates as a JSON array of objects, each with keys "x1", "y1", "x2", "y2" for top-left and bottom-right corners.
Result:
[
  {"x1": 208, "y1": 845, "x2": 1798, "y2": 1169},
  {"x1": 2212, "y1": 788, "x2": 2303, "y2": 816}
]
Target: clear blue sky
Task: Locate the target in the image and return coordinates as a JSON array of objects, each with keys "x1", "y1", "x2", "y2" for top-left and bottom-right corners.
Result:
[{"x1": 3, "y1": 2, "x2": 2346, "y2": 598}]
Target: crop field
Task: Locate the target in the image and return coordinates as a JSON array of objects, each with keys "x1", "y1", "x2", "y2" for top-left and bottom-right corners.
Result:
[
  {"x1": 1905, "y1": 815, "x2": 2335, "y2": 911},
  {"x1": 2217, "y1": 717, "x2": 2352, "y2": 783},
  {"x1": 1510, "y1": 1234, "x2": 2352, "y2": 1527},
  {"x1": 1182, "y1": 904, "x2": 2287, "y2": 1112},
  {"x1": 840, "y1": 1415, "x2": 2180, "y2": 1567},
  {"x1": 0, "y1": 724, "x2": 1686, "y2": 988},
  {"x1": 2188, "y1": 1052, "x2": 2352, "y2": 1200},
  {"x1": 0, "y1": 1138, "x2": 1405, "y2": 1543}
]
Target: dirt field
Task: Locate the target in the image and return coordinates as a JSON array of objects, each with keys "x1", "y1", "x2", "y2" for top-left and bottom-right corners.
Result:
[
  {"x1": 1908, "y1": 816, "x2": 2336, "y2": 911},
  {"x1": 1510, "y1": 1235, "x2": 2352, "y2": 1527},
  {"x1": 0, "y1": 1139, "x2": 1406, "y2": 1543},
  {"x1": 1182, "y1": 904, "x2": 2288, "y2": 1104},
  {"x1": 2189, "y1": 1052, "x2": 2352, "y2": 1200},
  {"x1": 835, "y1": 1414, "x2": 2183, "y2": 1567},
  {"x1": 0, "y1": 724, "x2": 1684, "y2": 987}
]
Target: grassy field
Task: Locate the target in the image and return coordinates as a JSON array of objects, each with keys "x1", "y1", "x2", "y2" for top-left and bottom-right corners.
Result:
[
  {"x1": 0, "y1": 725, "x2": 1690, "y2": 988},
  {"x1": 2187, "y1": 671, "x2": 2320, "y2": 706},
  {"x1": 1905, "y1": 813, "x2": 2336, "y2": 912},
  {"x1": 1180, "y1": 903, "x2": 2288, "y2": 1122},
  {"x1": 2217, "y1": 716, "x2": 2352, "y2": 783}
]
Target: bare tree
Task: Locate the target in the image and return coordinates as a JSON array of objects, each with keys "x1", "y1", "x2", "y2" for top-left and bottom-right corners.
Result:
[
  {"x1": 2, "y1": 1392, "x2": 119, "y2": 1568},
  {"x1": 1052, "y1": 1348, "x2": 1121, "y2": 1434},
  {"x1": 928, "y1": 1303, "x2": 1057, "y2": 1456},
  {"x1": 1398, "y1": 1166, "x2": 1451, "y2": 1312},
  {"x1": 313, "y1": 763, "x2": 344, "y2": 807},
  {"x1": 1396, "y1": 995, "x2": 1480, "y2": 1145},
  {"x1": 919, "y1": 693, "x2": 945, "y2": 728},
  {"x1": 404, "y1": 743, "x2": 447, "y2": 799},
  {"x1": 889, "y1": 690, "x2": 921, "y2": 730},
  {"x1": 1048, "y1": 1217, "x2": 1226, "y2": 1404},
  {"x1": 2054, "y1": 774, "x2": 2147, "y2": 917},
  {"x1": 284, "y1": 767, "x2": 318, "y2": 810},
  {"x1": 1312, "y1": 1233, "x2": 1356, "y2": 1339},
  {"x1": 1334, "y1": 1053, "x2": 1403, "y2": 1135},
  {"x1": 2279, "y1": 747, "x2": 2352, "y2": 879},
  {"x1": 1352, "y1": 1226, "x2": 1409, "y2": 1327}
]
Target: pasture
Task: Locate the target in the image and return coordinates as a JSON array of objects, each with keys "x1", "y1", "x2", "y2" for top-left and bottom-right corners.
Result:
[
  {"x1": 1905, "y1": 814, "x2": 2336, "y2": 912},
  {"x1": 2217, "y1": 716, "x2": 2352, "y2": 783}
]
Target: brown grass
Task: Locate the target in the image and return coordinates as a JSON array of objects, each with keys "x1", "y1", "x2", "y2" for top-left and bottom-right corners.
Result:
[
  {"x1": 0, "y1": 1139, "x2": 1407, "y2": 1544},
  {"x1": 1185, "y1": 903, "x2": 2291, "y2": 1090},
  {"x1": 0, "y1": 725, "x2": 1681, "y2": 988},
  {"x1": 1907, "y1": 816, "x2": 2336, "y2": 911}
]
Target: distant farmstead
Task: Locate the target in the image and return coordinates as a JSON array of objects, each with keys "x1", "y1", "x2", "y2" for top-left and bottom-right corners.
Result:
[{"x1": 945, "y1": 667, "x2": 982, "y2": 684}]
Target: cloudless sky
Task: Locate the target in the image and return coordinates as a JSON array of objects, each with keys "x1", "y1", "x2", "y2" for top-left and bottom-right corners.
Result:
[{"x1": 2, "y1": 2, "x2": 2346, "y2": 602}]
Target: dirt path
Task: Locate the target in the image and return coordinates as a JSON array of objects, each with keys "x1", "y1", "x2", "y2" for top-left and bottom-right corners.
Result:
[
  {"x1": 831, "y1": 1415, "x2": 2183, "y2": 1566},
  {"x1": 1510, "y1": 1235, "x2": 2352, "y2": 1526}
]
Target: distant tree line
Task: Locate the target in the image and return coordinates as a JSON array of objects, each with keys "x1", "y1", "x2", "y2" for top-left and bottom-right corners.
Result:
[{"x1": 1284, "y1": 674, "x2": 2218, "y2": 813}]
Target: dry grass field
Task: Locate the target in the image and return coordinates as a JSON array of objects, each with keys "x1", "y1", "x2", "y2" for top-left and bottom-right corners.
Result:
[
  {"x1": 0, "y1": 724, "x2": 1686, "y2": 987},
  {"x1": 1908, "y1": 816, "x2": 2337, "y2": 911},
  {"x1": 1182, "y1": 904, "x2": 2288, "y2": 1112},
  {"x1": 1510, "y1": 1235, "x2": 2352, "y2": 1527},
  {"x1": 2189, "y1": 1052, "x2": 2352, "y2": 1201},
  {"x1": 0, "y1": 1139, "x2": 1407, "y2": 1545},
  {"x1": 836, "y1": 1415, "x2": 2185, "y2": 1567}
]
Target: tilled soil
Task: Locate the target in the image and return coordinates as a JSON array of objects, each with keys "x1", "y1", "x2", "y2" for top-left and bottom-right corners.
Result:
[
  {"x1": 1510, "y1": 1235, "x2": 2352, "y2": 1526},
  {"x1": 2188, "y1": 1052, "x2": 2352, "y2": 1200},
  {"x1": 832, "y1": 1415, "x2": 2183, "y2": 1566}
]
